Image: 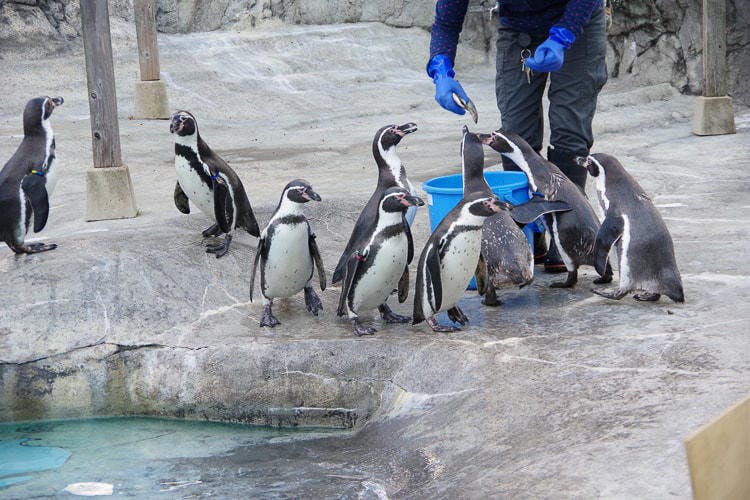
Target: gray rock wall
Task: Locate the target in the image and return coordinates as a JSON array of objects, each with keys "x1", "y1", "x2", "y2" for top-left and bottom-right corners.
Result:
[{"x1": 0, "y1": 1, "x2": 747, "y2": 104}]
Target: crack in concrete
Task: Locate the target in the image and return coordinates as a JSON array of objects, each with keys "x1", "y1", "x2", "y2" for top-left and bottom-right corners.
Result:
[{"x1": 496, "y1": 354, "x2": 702, "y2": 376}]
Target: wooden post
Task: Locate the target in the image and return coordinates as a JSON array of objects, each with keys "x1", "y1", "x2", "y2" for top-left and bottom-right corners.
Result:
[
  {"x1": 133, "y1": 0, "x2": 170, "y2": 119},
  {"x1": 80, "y1": 0, "x2": 138, "y2": 221},
  {"x1": 692, "y1": 0, "x2": 735, "y2": 136}
]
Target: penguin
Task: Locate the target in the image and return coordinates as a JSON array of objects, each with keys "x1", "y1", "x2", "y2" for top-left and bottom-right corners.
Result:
[
  {"x1": 337, "y1": 187, "x2": 424, "y2": 336},
  {"x1": 578, "y1": 154, "x2": 684, "y2": 302},
  {"x1": 413, "y1": 192, "x2": 508, "y2": 332},
  {"x1": 0, "y1": 96, "x2": 64, "y2": 254},
  {"x1": 170, "y1": 111, "x2": 260, "y2": 258},
  {"x1": 461, "y1": 127, "x2": 571, "y2": 306},
  {"x1": 249, "y1": 179, "x2": 327, "y2": 327},
  {"x1": 479, "y1": 129, "x2": 612, "y2": 288},
  {"x1": 332, "y1": 122, "x2": 418, "y2": 287}
]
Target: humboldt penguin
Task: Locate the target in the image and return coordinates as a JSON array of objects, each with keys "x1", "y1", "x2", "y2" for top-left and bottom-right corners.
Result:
[
  {"x1": 461, "y1": 127, "x2": 570, "y2": 305},
  {"x1": 170, "y1": 111, "x2": 260, "y2": 258},
  {"x1": 579, "y1": 154, "x2": 684, "y2": 302},
  {"x1": 413, "y1": 192, "x2": 507, "y2": 332},
  {"x1": 480, "y1": 129, "x2": 612, "y2": 288},
  {"x1": 332, "y1": 122, "x2": 418, "y2": 288},
  {"x1": 337, "y1": 187, "x2": 423, "y2": 336},
  {"x1": 249, "y1": 179, "x2": 327, "y2": 327},
  {"x1": 0, "y1": 96, "x2": 64, "y2": 254}
]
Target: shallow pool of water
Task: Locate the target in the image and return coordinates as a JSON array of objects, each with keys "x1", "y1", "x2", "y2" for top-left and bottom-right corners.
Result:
[{"x1": 0, "y1": 416, "x2": 336, "y2": 497}]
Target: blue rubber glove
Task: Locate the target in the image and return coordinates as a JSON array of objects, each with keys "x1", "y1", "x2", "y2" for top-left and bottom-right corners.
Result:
[
  {"x1": 524, "y1": 27, "x2": 576, "y2": 73},
  {"x1": 427, "y1": 54, "x2": 470, "y2": 116}
]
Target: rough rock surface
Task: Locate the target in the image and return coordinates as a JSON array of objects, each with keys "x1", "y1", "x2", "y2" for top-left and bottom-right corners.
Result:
[
  {"x1": 0, "y1": 20, "x2": 749, "y2": 497},
  {"x1": 0, "y1": 0, "x2": 747, "y2": 103}
]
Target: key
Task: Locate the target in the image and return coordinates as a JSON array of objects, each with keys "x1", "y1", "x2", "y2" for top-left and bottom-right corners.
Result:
[{"x1": 520, "y1": 48, "x2": 533, "y2": 84}]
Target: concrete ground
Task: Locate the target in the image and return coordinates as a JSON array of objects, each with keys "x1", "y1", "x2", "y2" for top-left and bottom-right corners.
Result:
[{"x1": 1, "y1": 21, "x2": 749, "y2": 498}]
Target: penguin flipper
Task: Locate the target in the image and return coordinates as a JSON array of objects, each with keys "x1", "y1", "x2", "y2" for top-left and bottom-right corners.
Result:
[
  {"x1": 508, "y1": 199, "x2": 571, "y2": 225},
  {"x1": 337, "y1": 250, "x2": 364, "y2": 317},
  {"x1": 474, "y1": 253, "x2": 489, "y2": 296},
  {"x1": 22, "y1": 174, "x2": 50, "y2": 233},
  {"x1": 425, "y1": 242, "x2": 443, "y2": 312},
  {"x1": 308, "y1": 226, "x2": 327, "y2": 291},
  {"x1": 212, "y1": 176, "x2": 233, "y2": 234},
  {"x1": 249, "y1": 236, "x2": 266, "y2": 302},
  {"x1": 398, "y1": 266, "x2": 409, "y2": 303},
  {"x1": 174, "y1": 182, "x2": 190, "y2": 214},
  {"x1": 594, "y1": 214, "x2": 624, "y2": 277},
  {"x1": 403, "y1": 213, "x2": 414, "y2": 265}
]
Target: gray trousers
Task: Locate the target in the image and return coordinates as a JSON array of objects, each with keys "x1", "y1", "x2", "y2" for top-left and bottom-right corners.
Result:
[{"x1": 495, "y1": 6, "x2": 608, "y2": 164}]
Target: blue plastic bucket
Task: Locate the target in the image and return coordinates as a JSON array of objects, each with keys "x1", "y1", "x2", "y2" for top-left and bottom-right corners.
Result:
[{"x1": 422, "y1": 171, "x2": 543, "y2": 290}]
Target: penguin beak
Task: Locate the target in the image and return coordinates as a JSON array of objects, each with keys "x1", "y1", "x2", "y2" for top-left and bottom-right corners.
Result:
[
  {"x1": 302, "y1": 188, "x2": 322, "y2": 202},
  {"x1": 50, "y1": 97, "x2": 64, "y2": 107},
  {"x1": 452, "y1": 93, "x2": 478, "y2": 124},
  {"x1": 476, "y1": 132, "x2": 491, "y2": 144},
  {"x1": 395, "y1": 122, "x2": 418, "y2": 136},
  {"x1": 170, "y1": 115, "x2": 182, "y2": 134},
  {"x1": 401, "y1": 194, "x2": 424, "y2": 207}
]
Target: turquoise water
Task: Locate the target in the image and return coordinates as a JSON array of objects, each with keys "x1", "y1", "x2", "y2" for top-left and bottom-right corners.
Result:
[{"x1": 0, "y1": 416, "x2": 334, "y2": 497}]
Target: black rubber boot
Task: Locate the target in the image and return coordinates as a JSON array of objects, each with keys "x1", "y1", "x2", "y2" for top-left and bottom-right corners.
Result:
[{"x1": 547, "y1": 146, "x2": 588, "y2": 193}]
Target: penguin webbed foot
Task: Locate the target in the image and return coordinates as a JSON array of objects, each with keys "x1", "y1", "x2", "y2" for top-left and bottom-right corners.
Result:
[
  {"x1": 260, "y1": 304, "x2": 281, "y2": 328},
  {"x1": 634, "y1": 292, "x2": 661, "y2": 302},
  {"x1": 550, "y1": 269, "x2": 577, "y2": 288},
  {"x1": 205, "y1": 234, "x2": 232, "y2": 258},
  {"x1": 426, "y1": 316, "x2": 460, "y2": 333},
  {"x1": 15, "y1": 242, "x2": 57, "y2": 254},
  {"x1": 593, "y1": 263, "x2": 614, "y2": 284},
  {"x1": 304, "y1": 286, "x2": 324, "y2": 316},
  {"x1": 352, "y1": 318, "x2": 376, "y2": 336},
  {"x1": 481, "y1": 287, "x2": 502, "y2": 307},
  {"x1": 202, "y1": 223, "x2": 221, "y2": 238},
  {"x1": 591, "y1": 287, "x2": 628, "y2": 300},
  {"x1": 447, "y1": 306, "x2": 469, "y2": 325},
  {"x1": 378, "y1": 304, "x2": 410, "y2": 324}
]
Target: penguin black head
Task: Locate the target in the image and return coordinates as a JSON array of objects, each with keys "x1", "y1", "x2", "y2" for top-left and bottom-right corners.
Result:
[
  {"x1": 476, "y1": 129, "x2": 518, "y2": 154},
  {"x1": 374, "y1": 122, "x2": 418, "y2": 152},
  {"x1": 170, "y1": 111, "x2": 198, "y2": 137},
  {"x1": 461, "y1": 126, "x2": 485, "y2": 167},
  {"x1": 464, "y1": 191, "x2": 509, "y2": 217},
  {"x1": 576, "y1": 153, "x2": 626, "y2": 178},
  {"x1": 380, "y1": 187, "x2": 424, "y2": 213},
  {"x1": 283, "y1": 179, "x2": 322, "y2": 204},
  {"x1": 23, "y1": 96, "x2": 64, "y2": 135}
]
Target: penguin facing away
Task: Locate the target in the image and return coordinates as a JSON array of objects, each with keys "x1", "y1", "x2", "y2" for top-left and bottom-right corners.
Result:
[
  {"x1": 479, "y1": 129, "x2": 612, "y2": 288},
  {"x1": 0, "y1": 96, "x2": 64, "y2": 254},
  {"x1": 337, "y1": 187, "x2": 424, "y2": 336},
  {"x1": 332, "y1": 122, "x2": 419, "y2": 287},
  {"x1": 170, "y1": 111, "x2": 260, "y2": 258},
  {"x1": 250, "y1": 179, "x2": 327, "y2": 327},
  {"x1": 578, "y1": 154, "x2": 684, "y2": 302},
  {"x1": 461, "y1": 127, "x2": 571, "y2": 305},
  {"x1": 413, "y1": 192, "x2": 508, "y2": 332}
]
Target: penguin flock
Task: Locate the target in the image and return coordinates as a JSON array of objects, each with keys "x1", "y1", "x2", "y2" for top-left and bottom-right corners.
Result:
[{"x1": 0, "y1": 96, "x2": 684, "y2": 336}]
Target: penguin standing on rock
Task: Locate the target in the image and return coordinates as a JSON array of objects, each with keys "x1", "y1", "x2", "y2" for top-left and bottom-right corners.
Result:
[
  {"x1": 337, "y1": 187, "x2": 423, "y2": 336},
  {"x1": 578, "y1": 154, "x2": 684, "y2": 302},
  {"x1": 170, "y1": 111, "x2": 260, "y2": 258},
  {"x1": 461, "y1": 127, "x2": 570, "y2": 305},
  {"x1": 332, "y1": 122, "x2": 419, "y2": 324},
  {"x1": 413, "y1": 192, "x2": 507, "y2": 332},
  {"x1": 0, "y1": 96, "x2": 64, "y2": 254},
  {"x1": 250, "y1": 179, "x2": 327, "y2": 327},
  {"x1": 480, "y1": 129, "x2": 612, "y2": 288}
]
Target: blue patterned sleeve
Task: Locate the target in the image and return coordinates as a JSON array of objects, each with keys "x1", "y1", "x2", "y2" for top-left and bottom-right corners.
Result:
[
  {"x1": 429, "y1": 0, "x2": 470, "y2": 63},
  {"x1": 554, "y1": 0, "x2": 602, "y2": 38}
]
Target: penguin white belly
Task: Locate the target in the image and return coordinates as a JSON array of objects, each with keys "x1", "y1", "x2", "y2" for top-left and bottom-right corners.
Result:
[
  {"x1": 175, "y1": 156, "x2": 215, "y2": 218},
  {"x1": 438, "y1": 230, "x2": 482, "y2": 311},
  {"x1": 15, "y1": 186, "x2": 26, "y2": 241},
  {"x1": 45, "y1": 157, "x2": 59, "y2": 195},
  {"x1": 263, "y1": 223, "x2": 313, "y2": 298},
  {"x1": 352, "y1": 235, "x2": 408, "y2": 312}
]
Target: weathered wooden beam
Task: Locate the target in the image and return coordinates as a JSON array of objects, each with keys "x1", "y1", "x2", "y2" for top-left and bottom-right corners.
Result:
[
  {"x1": 81, "y1": 0, "x2": 122, "y2": 169},
  {"x1": 80, "y1": 0, "x2": 138, "y2": 220},
  {"x1": 692, "y1": 0, "x2": 735, "y2": 136},
  {"x1": 135, "y1": 0, "x2": 160, "y2": 81}
]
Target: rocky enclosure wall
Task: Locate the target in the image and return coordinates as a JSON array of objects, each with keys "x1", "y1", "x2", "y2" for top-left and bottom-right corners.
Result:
[{"x1": 0, "y1": 0, "x2": 747, "y2": 104}]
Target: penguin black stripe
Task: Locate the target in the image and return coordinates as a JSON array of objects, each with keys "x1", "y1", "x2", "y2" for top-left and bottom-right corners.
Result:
[{"x1": 174, "y1": 143, "x2": 212, "y2": 187}]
